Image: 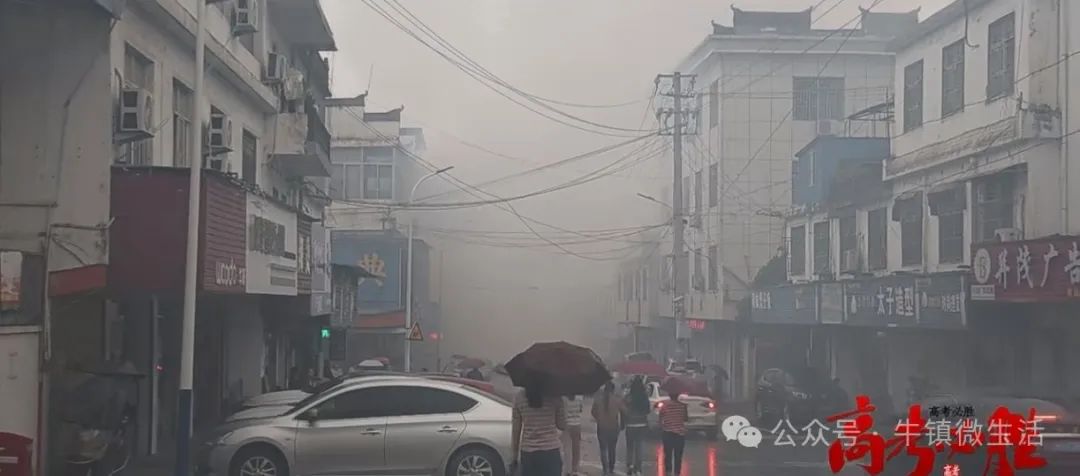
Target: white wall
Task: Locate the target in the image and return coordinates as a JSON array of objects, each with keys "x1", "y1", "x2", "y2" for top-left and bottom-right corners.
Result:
[
  {"x1": 114, "y1": 2, "x2": 297, "y2": 198},
  {"x1": 0, "y1": 5, "x2": 113, "y2": 271},
  {"x1": 687, "y1": 37, "x2": 894, "y2": 289}
]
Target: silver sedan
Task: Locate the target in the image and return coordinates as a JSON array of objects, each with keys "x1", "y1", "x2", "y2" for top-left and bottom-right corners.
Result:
[{"x1": 198, "y1": 376, "x2": 513, "y2": 476}]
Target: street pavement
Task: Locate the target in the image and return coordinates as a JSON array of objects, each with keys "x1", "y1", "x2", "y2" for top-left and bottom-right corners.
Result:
[
  {"x1": 489, "y1": 374, "x2": 861, "y2": 476},
  {"x1": 573, "y1": 425, "x2": 863, "y2": 476}
]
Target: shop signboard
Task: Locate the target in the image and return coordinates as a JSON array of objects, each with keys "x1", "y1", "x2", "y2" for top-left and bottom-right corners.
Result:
[
  {"x1": 844, "y1": 275, "x2": 917, "y2": 327},
  {"x1": 332, "y1": 232, "x2": 403, "y2": 313},
  {"x1": 310, "y1": 222, "x2": 331, "y2": 316},
  {"x1": 915, "y1": 273, "x2": 966, "y2": 329},
  {"x1": 971, "y1": 236, "x2": 1080, "y2": 302},
  {"x1": 750, "y1": 284, "x2": 818, "y2": 325},
  {"x1": 245, "y1": 193, "x2": 298, "y2": 295},
  {"x1": 201, "y1": 175, "x2": 248, "y2": 293},
  {"x1": 819, "y1": 282, "x2": 845, "y2": 324}
]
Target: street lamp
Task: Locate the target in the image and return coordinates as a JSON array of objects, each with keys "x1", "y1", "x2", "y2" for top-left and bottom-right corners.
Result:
[{"x1": 405, "y1": 166, "x2": 453, "y2": 372}]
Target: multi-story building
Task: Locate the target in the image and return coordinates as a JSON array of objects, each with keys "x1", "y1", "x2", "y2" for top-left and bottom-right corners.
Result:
[
  {"x1": 634, "y1": 6, "x2": 914, "y2": 401},
  {"x1": 1, "y1": 1, "x2": 121, "y2": 468},
  {"x1": 2, "y1": 0, "x2": 337, "y2": 469},
  {"x1": 757, "y1": 0, "x2": 1080, "y2": 412},
  {"x1": 323, "y1": 99, "x2": 440, "y2": 371},
  {"x1": 885, "y1": 0, "x2": 1079, "y2": 402}
]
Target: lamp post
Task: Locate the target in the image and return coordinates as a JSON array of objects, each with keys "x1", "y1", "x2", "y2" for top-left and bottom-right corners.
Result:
[{"x1": 405, "y1": 166, "x2": 453, "y2": 372}]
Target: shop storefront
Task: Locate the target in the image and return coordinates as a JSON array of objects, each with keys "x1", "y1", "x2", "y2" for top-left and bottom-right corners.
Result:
[{"x1": 970, "y1": 236, "x2": 1080, "y2": 399}]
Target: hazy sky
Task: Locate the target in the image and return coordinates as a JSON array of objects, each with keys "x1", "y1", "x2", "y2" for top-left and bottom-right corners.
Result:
[{"x1": 320, "y1": 0, "x2": 952, "y2": 360}]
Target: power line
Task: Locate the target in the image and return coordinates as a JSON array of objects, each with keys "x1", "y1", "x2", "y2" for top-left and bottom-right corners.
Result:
[{"x1": 361, "y1": 0, "x2": 654, "y2": 137}]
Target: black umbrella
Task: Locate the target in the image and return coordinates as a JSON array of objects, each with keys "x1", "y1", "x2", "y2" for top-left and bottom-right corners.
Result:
[{"x1": 504, "y1": 341, "x2": 611, "y2": 396}]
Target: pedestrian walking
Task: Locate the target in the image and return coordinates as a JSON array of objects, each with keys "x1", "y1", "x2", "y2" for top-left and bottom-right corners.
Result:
[
  {"x1": 591, "y1": 381, "x2": 624, "y2": 476},
  {"x1": 561, "y1": 395, "x2": 583, "y2": 475},
  {"x1": 622, "y1": 376, "x2": 651, "y2": 475},
  {"x1": 658, "y1": 389, "x2": 688, "y2": 475},
  {"x1": 511, "y1": 379, "x2": 567, "y2": 476}
]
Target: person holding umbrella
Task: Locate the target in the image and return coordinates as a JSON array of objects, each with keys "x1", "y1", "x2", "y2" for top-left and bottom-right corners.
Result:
[
  {"x1": 505, "y1": 342, "x2": 613, "y2": 476},
  {"x1": 511, "y1": 376, "x2": 567, "y2": 476}
]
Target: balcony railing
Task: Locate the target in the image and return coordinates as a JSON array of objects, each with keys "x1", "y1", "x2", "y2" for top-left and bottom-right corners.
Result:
[{"x1": 306, "y1": 98, "x2": 331, "y2": 160}]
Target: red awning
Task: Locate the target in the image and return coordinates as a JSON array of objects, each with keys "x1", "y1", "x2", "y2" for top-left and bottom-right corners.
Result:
[{"x1": 353, "y1": 310, "x2": 405, "y2": 329}]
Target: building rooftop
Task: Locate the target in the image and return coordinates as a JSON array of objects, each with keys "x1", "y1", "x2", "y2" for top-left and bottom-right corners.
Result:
[
  {"x1": 890, "y1": 0, "x2": 992, "y2": 50},
  {"x1": 709, "y1": 5, "x2": 918, "y2": 39}
]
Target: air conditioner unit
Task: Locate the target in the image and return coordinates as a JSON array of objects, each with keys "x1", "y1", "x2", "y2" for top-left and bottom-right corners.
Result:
[
  {"x1": 264, "y1": 52, "x2": 287, "y2": 83},
  {"x1": 816, "y1": 120, "x2": 841, "y2": 136},
  {"x1": 994, "y1": 228, "x2": 1022, "y2": 242},
  {"x1": 118, "y1": 86, "x2": 153, "y2": 134},
  {"x1": 207, "y1": 111, "x2": 233, "y2": 151},
  {"x1": 840, "y1": 249, "x2": 859, "y2": 273},
  {"x1": 232, "y1": 0, "x2": 258, "y2": 36}
]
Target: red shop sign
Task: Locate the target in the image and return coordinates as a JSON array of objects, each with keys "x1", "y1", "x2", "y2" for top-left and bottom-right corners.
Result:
[
  {"x1": 0, "y1": 432, "x2": 33, "y2": 476},
  {"x1": 970, "y1": 235, "x2": 1080, "y2": 302}
]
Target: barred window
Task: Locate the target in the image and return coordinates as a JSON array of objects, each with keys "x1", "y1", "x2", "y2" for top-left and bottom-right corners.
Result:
[{"x1": 793, "y1": 77, "x2": 844, "y2": 121}]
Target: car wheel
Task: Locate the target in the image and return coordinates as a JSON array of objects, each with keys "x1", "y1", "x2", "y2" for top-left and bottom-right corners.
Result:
[
  {"x1": 231, "y1": 446, "x2": 288, "y2": 476},
  {"x1": 447, "y1": 446, "x2": 504, "y2": 476}
]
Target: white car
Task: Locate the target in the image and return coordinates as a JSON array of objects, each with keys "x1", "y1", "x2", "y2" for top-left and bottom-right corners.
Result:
[
  {"x1": 645, "y1": 381, "x2": 719, "y2": 439},
  {"x1": 199, "y1": 376, "x2": 513, "y2": 476}
]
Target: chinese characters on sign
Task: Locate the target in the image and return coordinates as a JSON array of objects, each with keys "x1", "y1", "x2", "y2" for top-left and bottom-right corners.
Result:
[{"x1": 972, "y1": 236, "x2": 1080, "y2": 301}]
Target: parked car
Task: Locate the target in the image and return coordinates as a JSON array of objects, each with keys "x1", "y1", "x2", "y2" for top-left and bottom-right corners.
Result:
[
  {"x1": 199, "y1": 376, "x2": 512, "y2": 476},
  {"x1": 755, "y1": 367, "x2": 834, "y2": 427},
  {"x1": 239, "y1": 373, "x2": 501, "y2": 410},
  {"x1": 644, "y1": 381, "x2": 718, "y2": 439}
]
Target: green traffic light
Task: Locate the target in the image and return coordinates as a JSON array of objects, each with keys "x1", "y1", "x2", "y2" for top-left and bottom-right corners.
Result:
[{"x1": 320, "y1": 328, "x2": 330, "y2": 339}]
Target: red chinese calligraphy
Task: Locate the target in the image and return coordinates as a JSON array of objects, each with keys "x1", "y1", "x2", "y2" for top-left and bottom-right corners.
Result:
[{"x1": 981, "y1": 407, "x2": 1046, "y2": 476}]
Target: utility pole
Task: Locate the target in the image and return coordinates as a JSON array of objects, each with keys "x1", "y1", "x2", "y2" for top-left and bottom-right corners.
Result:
[
  {"x1": 176, "y1": 0, "x2": 205, "y2": 474},
  {"x1": 656, "y1": 72, "x2": 697, "y2": 360},
  {"x1": 405, "y1": 166, "x2": 452, "y2": 373}
]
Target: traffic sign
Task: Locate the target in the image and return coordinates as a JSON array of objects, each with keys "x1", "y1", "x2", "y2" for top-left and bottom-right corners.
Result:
[{"x1": 406, "y1": 322, "x2": 424, "y2": 342}]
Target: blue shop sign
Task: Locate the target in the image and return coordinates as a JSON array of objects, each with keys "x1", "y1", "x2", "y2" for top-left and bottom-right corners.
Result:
[
  {"x1": 843, "y1": 274, "x2": 966, "y2": 329},
  {"x1": 915, "y1": 273, "x2": 966, "y2": 329},
  {"x1": 331, "y1": 232, "x2": 403, "y2": 312},
  {"x1": 750, "y1": 284, "x2": 818, "y2": 325}
]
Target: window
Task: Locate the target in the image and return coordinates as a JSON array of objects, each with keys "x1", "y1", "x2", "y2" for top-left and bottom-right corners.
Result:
[
  {"x1": 339, "y1": 146, "x2": 395, "y2": 201},
  {"x1": 693, "y1": 249, "x2": 704, "y2": 291},
  {"x1": 709, "y1": 80, "x2": 719, "y2": 128},
  {"x1": 895, "y1": 194, "x2": 924, "y2": 267},
  {"x1": 938, "y1": 211, "x2": 964, "y2": 264},
  {"x1": 868, "y1": 208, "x2": 887, "y2": 270},
  {"x1": 381, "y1": 386, "x2": 477, "y2": 416},
  {"x1": 839, "y1": 215, "x2": 857, "y2": 270},
  {"x1": 172, "y1": 80, "x2": 193, "y2": 167},
  {"x1": 974, "y1": 173, "x2": 1016, "y2": 242},
  {"x1": 708, "y1": 164, "x2": 718, "y2": 208},
  {"x1": 313, "y1": 388, "x2": 386, "y2": 420},
  {"x1": 707, "y1": 245, "x2": 718, "y2": 292},
  {"x1": 241, "y1": 130, "x2": 257, "y2": 184},
  {"x1": 941, "y1": 40, "x2": 966, "y2": 117},
  {"x1": 987, "y1": 13, "x2": 1016, "y2": 100},
  {"x1": 635, "y1": 267, "x2": 643, "y2": 300},
  {"x1": 813, "y1": 221, "x2": 831, "y2": 275},
  {"x1": 930, "y1": 187, "x2": 966, "y2": 264},
  {"x1": 806, "y1": 151, "x2": 815, "y2": 187},
  {"x1": 793, "y1": 77, "x2": 844, "y2": 121},
  {"x1": 789, "y1": 225, "x2": 806, "y2": 275},
  {"x1": 122, "y1": 46, "x2": 154, "y2": 165},
  {"x1": 903, "y1": 60, "x2": 924, "y2": 132},
  {"x1": 694, "y1": 171, "x2": 703, "y2": 217}
]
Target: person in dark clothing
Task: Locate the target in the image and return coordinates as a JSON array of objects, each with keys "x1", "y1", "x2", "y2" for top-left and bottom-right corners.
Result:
[{"x1": 622, "y1": 376, "x2": 651, "y2": 475}]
